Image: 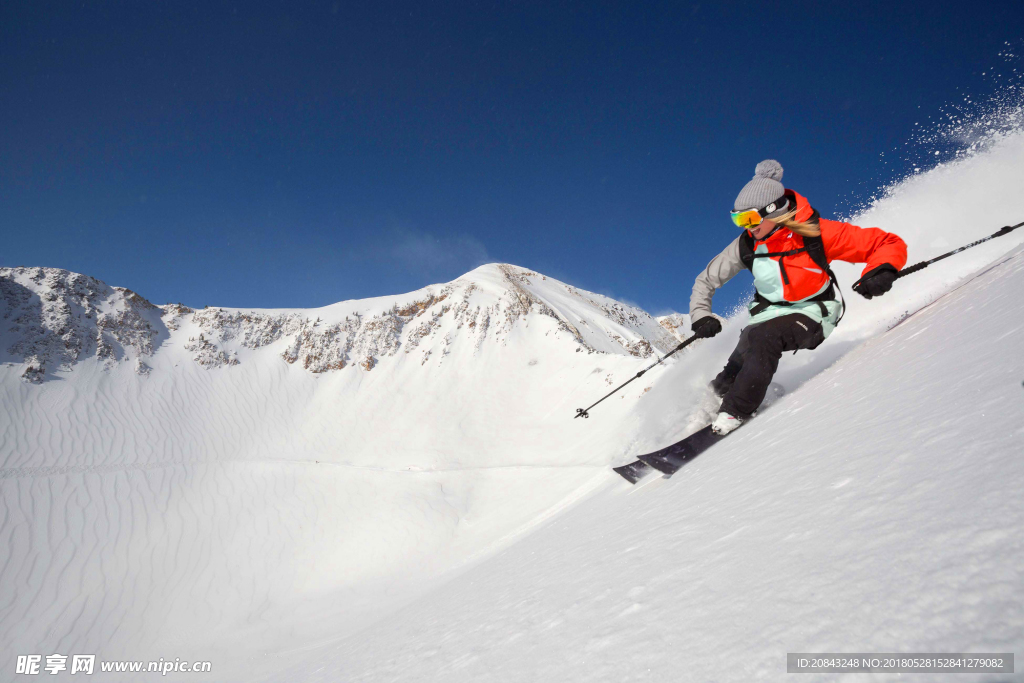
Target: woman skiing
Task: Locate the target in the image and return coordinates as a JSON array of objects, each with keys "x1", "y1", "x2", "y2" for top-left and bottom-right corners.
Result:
[{"x1": 690, "y1": 159, "x2": 907, "y2": 435}]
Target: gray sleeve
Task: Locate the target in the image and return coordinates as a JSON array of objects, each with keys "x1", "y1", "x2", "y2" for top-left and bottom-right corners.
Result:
[{"x1": 689, "y1": 237, "x2": 745, "y2": 322}]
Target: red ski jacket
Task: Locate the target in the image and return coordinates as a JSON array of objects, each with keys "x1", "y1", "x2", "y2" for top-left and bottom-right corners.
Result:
[{"x1": 739, "y1": 189, "x2": 909, "y2": 303}]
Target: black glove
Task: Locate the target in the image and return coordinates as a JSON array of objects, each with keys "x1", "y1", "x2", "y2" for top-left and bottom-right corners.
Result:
[
  {"x1": 852, "y1": 264, "x2": 898, "y2": 299},
  {"x1": 691, "y1": 316, "x2": 722, "y2": 338}
]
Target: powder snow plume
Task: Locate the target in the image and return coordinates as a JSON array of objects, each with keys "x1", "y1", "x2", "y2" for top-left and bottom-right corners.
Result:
[{"x1": 837, "y1": 49, "x2": 1024, "y2": 339}]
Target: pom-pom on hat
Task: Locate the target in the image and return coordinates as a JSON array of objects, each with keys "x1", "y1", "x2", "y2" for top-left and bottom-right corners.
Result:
[{"x1": 734, "y1": 159, "x2": 789, "y2": 216}]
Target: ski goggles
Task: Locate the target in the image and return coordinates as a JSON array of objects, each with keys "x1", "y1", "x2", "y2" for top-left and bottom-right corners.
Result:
[{"x1": 730, "y1": 198, "x2": 787, "y2": 230}]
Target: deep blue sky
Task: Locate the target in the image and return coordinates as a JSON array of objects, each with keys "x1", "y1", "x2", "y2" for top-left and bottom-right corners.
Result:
[{"x1": 2, "y1": 1, "x2": 1021, "y2": 314}]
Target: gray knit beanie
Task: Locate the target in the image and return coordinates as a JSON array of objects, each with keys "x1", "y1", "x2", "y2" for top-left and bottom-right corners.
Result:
[{"x1": 734, "y1": 159, "x2": 789, "y2": 215}]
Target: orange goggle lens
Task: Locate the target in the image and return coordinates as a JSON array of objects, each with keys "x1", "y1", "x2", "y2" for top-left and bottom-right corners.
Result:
[{"x1": 730, "y1": 209, "x2": 763, "y2": 229}]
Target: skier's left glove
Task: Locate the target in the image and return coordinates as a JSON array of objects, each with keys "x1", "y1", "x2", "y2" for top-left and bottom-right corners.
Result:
[
  {"x1": 691, "y1": 316, "x2": 722, "y2": 338},
  {"x1": 852, "y1": 264, "x2": 898, "y2": 299}
]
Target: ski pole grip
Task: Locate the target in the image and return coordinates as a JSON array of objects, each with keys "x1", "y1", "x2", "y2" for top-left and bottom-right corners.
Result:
[{"x1": 895, "y1": 261, "x2": 929, "y2": 279}]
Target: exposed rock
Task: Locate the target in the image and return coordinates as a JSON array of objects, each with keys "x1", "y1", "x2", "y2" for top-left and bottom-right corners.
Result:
[
  {"x1": 161, "y1": 303, "x2": 194, "y2": 331},
  {"x1": 185, "y1": 334, "x2": 239, "y2": 368},
  {"x1": 1, "y1": 264, "x2": 678, "y2": 379},
  {"x1": 1, "y1": 267, "x2": 160, "y2": 380},
  {"x1": 657, "y1": 312, "x2": 693, "y2": 342}
]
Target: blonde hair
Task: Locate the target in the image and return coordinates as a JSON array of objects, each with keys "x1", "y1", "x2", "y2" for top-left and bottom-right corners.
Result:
[{"x1": 768, "y1": 208, "x2": 821, "y2": 238}]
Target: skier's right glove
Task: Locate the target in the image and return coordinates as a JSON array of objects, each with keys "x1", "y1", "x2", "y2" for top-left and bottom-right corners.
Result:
[
  {"x1": 852, "y1": 264, "x2": 899, "y2": 299},
  {"x1": 691, "y1": 316, "x2": 722, "y2": 339}
]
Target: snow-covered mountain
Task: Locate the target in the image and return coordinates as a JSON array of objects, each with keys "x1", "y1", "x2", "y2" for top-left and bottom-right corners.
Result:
[
  {"x1": 3, "y1": 100, "x2": 1024, "y2": 683},
  {"x1": 1, "y1": 262, "x2": 680, "y2": 381},
  {"x1": 0, "y1": 261, "x2": 696, "y2": 680},
  {"x1": 1, "y1": 263, "x2": 695, "y2": 472}
]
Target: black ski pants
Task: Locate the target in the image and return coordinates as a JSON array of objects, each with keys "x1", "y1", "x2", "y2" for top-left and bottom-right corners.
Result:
[{"x1": 711, "y1": 313, "x2": 824, "y2": 419}]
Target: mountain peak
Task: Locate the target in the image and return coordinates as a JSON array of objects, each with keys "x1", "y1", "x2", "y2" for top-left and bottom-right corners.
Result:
[{"x1": 1, "y1": 263, "x2": 678, "y2": 381}]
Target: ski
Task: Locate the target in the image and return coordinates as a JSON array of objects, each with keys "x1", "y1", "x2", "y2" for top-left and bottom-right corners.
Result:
[
  {"x1": 613, "y1": 382, "x2": 786, "y2": 484},
  {"x1": 614, "y1": 425, "x2": 725, "y2": 484}
]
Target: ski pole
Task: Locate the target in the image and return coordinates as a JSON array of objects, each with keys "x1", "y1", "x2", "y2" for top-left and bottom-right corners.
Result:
[
  {"x1": 575, "y1": 334, "x2": 699, "y2": 419},
  {"x1": 896, "y1": 220, "x2": 1024, "y2": 279}
]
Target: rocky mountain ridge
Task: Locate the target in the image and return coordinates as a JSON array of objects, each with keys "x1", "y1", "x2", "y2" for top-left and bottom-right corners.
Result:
[{"x1": 0, "y1": 264, "x2": 686, "y2": 382}]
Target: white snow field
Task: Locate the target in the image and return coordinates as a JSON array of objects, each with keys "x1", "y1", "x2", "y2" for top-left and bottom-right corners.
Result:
[
  {"x1": 274, "y1": 242, "x2": 1024, "y2": 683},
  {"x1": 3, "y1": 123, "x2": 1024, "y2": 681},
  {"x1": 0, "y1": 262, "x2": 687, "y2": 681}
]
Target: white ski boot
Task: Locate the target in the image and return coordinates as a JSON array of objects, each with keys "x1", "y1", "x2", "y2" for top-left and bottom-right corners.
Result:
[{"x1": 711, "y1": 410, "x2": 743, "y2": 435}]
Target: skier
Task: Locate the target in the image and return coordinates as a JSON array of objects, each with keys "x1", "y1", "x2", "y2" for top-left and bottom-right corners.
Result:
[{"x1": 690, "y1": 159, "x2": 907, "y2": 435}]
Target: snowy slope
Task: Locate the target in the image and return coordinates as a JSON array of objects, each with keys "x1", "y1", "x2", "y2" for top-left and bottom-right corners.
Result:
[
  {"x1": 270, "y1": 246, "x2": 1024, "y2": 683},
  {"x1": 0, "y1": 262, "x2": 691, "y2": 680},
  {"x1": 0, "y1": 262, "x2": 680, "y2": 472},
  {"x1": 259, "y1": 120, "x2": 1024, "y2": 680}
]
